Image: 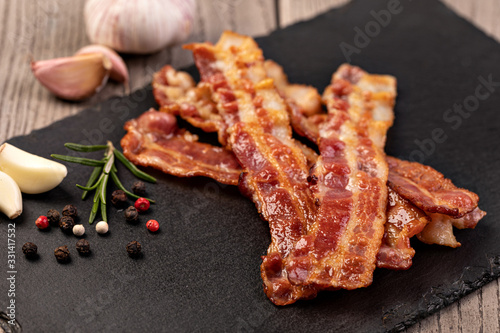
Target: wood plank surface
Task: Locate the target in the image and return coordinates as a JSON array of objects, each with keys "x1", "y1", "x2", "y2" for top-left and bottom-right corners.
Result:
[{"x1": 0, "y1": 1, "x2": 498, "y2": 332}]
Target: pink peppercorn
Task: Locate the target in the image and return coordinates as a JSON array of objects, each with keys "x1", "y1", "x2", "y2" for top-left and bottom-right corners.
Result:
[
  {"x1": 134, "y1": 198, "x2": 150, "y2": 212},
  {"x1": 146, "y1": 220, "x2": 159, "y2": 232},
  {"x1": 35, "y1": 216, "x2": 49, "y2": 229}
]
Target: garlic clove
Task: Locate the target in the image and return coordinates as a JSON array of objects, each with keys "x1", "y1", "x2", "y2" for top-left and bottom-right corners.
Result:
[
  {"x1": 0, "y1": 170, "x2": 23, "y2": 219},
  {"x1": 75, "y1": 44, "x2": 129, "y2": 84},
  {"x1": 31, "y1": 53, "x2": 112, "y2": 101},
  {"x1": 0, "y1": 143, "x2": 67, "y2": 194}
]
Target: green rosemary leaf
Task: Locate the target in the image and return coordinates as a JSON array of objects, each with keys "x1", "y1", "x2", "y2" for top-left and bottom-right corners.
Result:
[
  {"x1": 89, "y1": 198, "x2": 99, "y2": 224},
  {"x1": 100, "y1": 174, "x2": 109, "y2": 205},
  {"x1": 51, "y1": 154, "x2": 105, "y2": 167},
  {"x1": 82, "y1": 166, "x2": 103, "y2": 200},
  {"x1": 64, "y1": 143, "x2": 108, "y2": 152},
  {"x1": 100, "y1": 200, "x2": 107, "y2": 222},
  {"x1": 103, "y1": 152, "x2": 115, "y2": 174},
  {"x1": 113, "y1": 150, "x2": 156, "y2": 183},
  {"x1": 76, "y1": 173, "x2": 104, "y2": 191}
]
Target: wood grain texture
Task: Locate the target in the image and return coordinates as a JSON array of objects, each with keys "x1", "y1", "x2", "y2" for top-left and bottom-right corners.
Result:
[{"x1": 0, "y1": 1, "x2": 498, "y2": 332}]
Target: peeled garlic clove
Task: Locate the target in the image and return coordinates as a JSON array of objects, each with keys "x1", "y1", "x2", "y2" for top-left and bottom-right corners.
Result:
[
  {"x1": 84, "y1": 0, "x2": 196, "y2": 54},
  {"x1": 31, "y1": 53, "x2": 111, "y2": 101},
  {"x1": 0, "y1": 170, "x2": 23, "y2": 219},
  {"x1": 75, "y1": 44, "x2": 129, "y2": 84},
  {"x1": 0, "y1": 143, "x2": 67, "y2": 194}
]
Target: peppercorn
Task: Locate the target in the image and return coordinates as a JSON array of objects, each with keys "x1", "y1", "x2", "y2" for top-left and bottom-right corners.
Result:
[
  {"x1": 22, "y1": 242, "x2": 38, "y2": 259},
  {"x1": 126, "y1": 241, "x2": 142, "y2": 257},
  {"x1": 96, "y1": 221, "x2": 109, "y2": 234},
  {"x1": 35, "y1": 216, "x2": 49, "y2": 230},
  {"x1": 134, "y1": 198, "x2": 150, "y2": 212},
  {"x1": 132, "y1": 181, "x2": 146, "y2": 197},
  {"x1": 62, "y1": 204, "x2": 78, "y2": 218},
  {"x1": 47, "y1": 209, "x2": 61, "y2": 226},
  {"x1": 146, "y1": 219, "x2": 160, "y2": 232},
  {"x1": 111, "y1": 190, "x2": 128, "y2": 207},
  {"x1": 73, "y1": 224, "x2": 85, "y2": 237},
  {"x1": 76, "y1": 239, "x2": 91, "y2": 256},
  {"x1": 54, "y1": 245, "x2": 70, "y2": 262},
  {"x1": 59, "y1": 216, "x2": 75, "y2": 233},
  {"x1": 124, "y1": 206, "x2": 139, "y2": 222}
]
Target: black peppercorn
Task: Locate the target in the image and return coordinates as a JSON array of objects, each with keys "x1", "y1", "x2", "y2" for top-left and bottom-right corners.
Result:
[
  {"x1": 22, "y1": 242, "x2": 38, "y2": 259},
  {"x1": 54, "y1": 245, "x2": 70, "y2": 262},
  {"x1": 62, "y1": 204, "x2": 78, "y2": 218},
  {"x1": 47, "y1": 209, "x2": 61, "y2": 226},
  {"x1": 59, "y1": 216, "x2": 75, "y2": 233},
  {"x1": 126, "y1": 241, "x2": 142, "y2": 257},
  {"x1": 132, "y1": 181, "x2": 146, "y2": 197},
  {"x1": 76, "y1": 239, "x2": 91, "y2": 256},
  {"x1": 124, "y1": 206, "x2": 139, "y2": 222},
  {"x1": 111, "y1": 190, "x2": 128, "y2": 207}
]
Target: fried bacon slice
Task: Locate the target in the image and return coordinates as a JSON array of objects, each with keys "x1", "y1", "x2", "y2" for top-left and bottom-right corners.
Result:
[
  {"x1": 386, "y1": 156, "x2": 479, "y2": 217},
  {"x1": 186, "y1": 32, "x2": 317, "y2": 304},
  {"x1": 417, "y1": 207, "x2": 486, "y2": 247},
  {"x1": 284, "y1": 65, "x2": 394, "y2": 300},
  {"x1": 121, "y1": 109, "x2": 241, "y2": 185},
  {"x1": 152, "y1": 65, "x2": 228, "y2": 145},
  {"x1": 376, "y1": 188, "x2": 430, "y2": 269}
]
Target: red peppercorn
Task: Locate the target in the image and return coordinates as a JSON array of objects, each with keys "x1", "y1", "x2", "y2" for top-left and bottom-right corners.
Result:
[
  {"x1": 146, "y1": 219, "x2": 159, "y2": 232},
  {"x1": 35, "y1": 216, "x2": 49, "y2": 229},
  {"x1": 134, "y1": 198, "x2": 150, "y2": 212}
]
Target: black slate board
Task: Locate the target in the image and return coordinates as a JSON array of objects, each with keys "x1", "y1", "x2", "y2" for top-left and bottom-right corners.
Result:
[{"x1": 1, "y1": 0, "x2": 500, "y2": 331}]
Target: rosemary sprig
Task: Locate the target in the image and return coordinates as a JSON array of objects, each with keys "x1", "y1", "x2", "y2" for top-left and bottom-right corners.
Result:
[{"x1": 51, "y1": 141, "x2": 156, "y2": 224}]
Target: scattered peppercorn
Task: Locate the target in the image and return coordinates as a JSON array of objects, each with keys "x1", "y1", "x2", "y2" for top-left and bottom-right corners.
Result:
[
  {"x1": 22, "y1": 242, "x2": 38, "y2": 259},
  {"x1": 132, "y1": 181, "x2": 146, "y2": 197},
  {"x1": 35, "y1": 216, "x2": 49, "y2": 230},
  {"x1": 134, "y1": 198, "x2": 150, "y2": 213},
  {"x1": 96, "y1": 221, "x2": 109, "y2": 234},
  {"x1": 76, "y1": 239, "x2": 90, "y2": 256},
  {"x1": 73, "y1": 224, "x2": 85, "y2": 237},
  {"x1": 126, "y1": 241, "x2": 142, "y2": 257},
  {"x1": 124, "y1": 206, "x2": 139, "y2": 223},
  {"x1": 54, "y1": 245, "x2": 70, "y2": 262},
  {"x1": 62, "y1": 204, "x2": 78, "y2": 218},
  {"x1": 47, "y1": 209, "x2": 61, "y2": 226},
  {"x1": 59, "y1": 216, "x2": 75, "y2": 233},
  {"x1": 111, "y1": 190, "x2": 128, "y2": 207},
  {"x1": 146, "y1": 219, "x2": 160, "y2": 232}
]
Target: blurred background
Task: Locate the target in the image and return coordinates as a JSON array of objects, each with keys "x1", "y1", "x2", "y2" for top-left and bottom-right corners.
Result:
[{"x1": 0, "y1": 1, "x2": 498, "y2": 332}]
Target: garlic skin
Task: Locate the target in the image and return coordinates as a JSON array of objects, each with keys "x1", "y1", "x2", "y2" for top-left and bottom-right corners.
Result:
[
  {"x1": 31, "y1": 53, "x2": 111, "y2": 101},
  {"x1": 0, "y1": 170, "x2": 23, "y2": 219},
  {"x1": 0, "y1": 143, "x2": 67, "y2": 194},
  {"x1": 75, "y1": 45, "x2": 129, "y2": 84},
  {"x1": 84, "y1": 0, "x2": 196, "y2": 54}
]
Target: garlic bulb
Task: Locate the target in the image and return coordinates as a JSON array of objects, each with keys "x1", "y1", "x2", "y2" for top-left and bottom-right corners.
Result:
[{"x1": 84, "y1": 0, "x2": 197, "y2": 54}]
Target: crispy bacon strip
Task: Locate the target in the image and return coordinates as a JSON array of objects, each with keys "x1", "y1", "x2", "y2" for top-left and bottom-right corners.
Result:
[
  {"x1": 152, "y1": 65, "x2": 228, "y2": 145},
  {"x1": 376, "y1": 188, "x2": 430, "y2": 269},
  {"x1": 284, "y1": 65, "x2": 394, "y2": 298},
  {"x1": 187, "y1": 32, "x2": 317, "y2": 305},
  {"x1": 416, "y1": 207, "x2": 486, "y2": 247},
  {"x1": 386, "y1": 156, "x2": 479, "y2": 217},
  {"x1": 121, "y1": 109, "x2": 241, "y2": 185}
]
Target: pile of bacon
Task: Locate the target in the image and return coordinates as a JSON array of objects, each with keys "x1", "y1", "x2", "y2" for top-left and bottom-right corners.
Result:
[{"x1": 120, "y1": 32, "x2": 486, "y2": 305}]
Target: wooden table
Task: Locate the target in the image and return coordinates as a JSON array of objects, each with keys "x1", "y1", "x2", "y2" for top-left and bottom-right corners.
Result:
[{"x1": 1, "y1": 1, "x2": 498, "y2": 331}]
